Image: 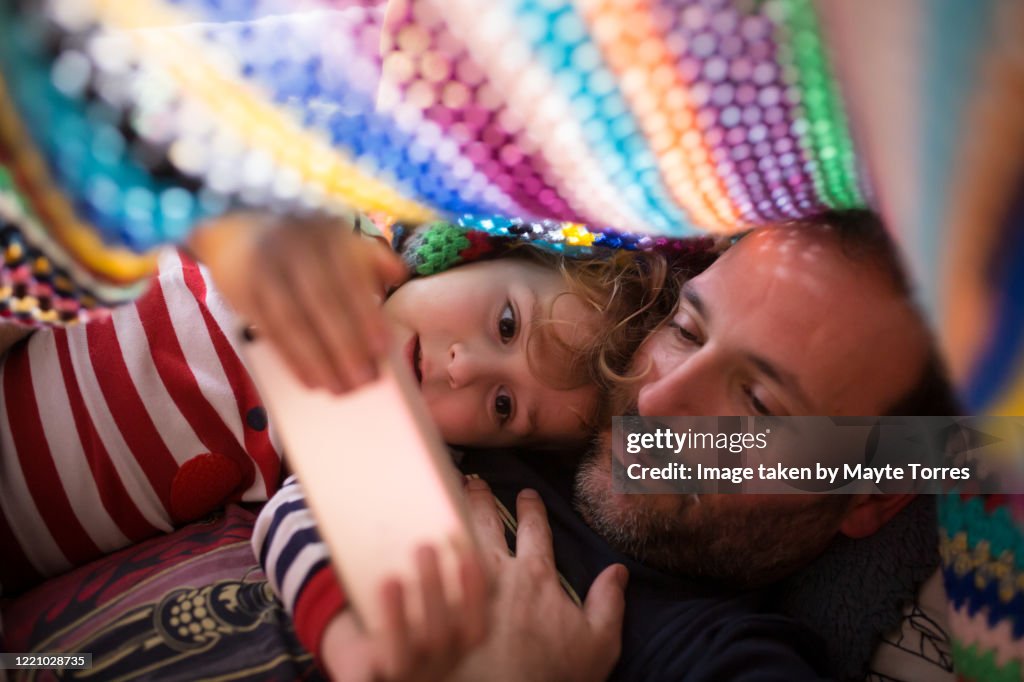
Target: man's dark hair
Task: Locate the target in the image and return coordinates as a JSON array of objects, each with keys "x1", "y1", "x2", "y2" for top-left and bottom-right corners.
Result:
[
  {"x1": 789, "y1": 209, "x2": 963, "y2": 416},
  {"x1": 884, "y1": 349, "x2": 964, "y2": 416},
  {"x1": 800, "y1": 208, "x2": 912, "y2": 296}
]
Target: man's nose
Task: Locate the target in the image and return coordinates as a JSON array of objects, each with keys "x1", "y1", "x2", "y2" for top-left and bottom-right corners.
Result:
[
  {"x1": 636, "y1": 350, "x2": 723, "y2": 416},
  {"x1": 447, "y1": 342, "x2": 493, "y2": 389}
]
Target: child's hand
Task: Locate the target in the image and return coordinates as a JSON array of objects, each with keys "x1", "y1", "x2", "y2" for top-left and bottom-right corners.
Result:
[
  {"x1": 320, "y1": 546, "x2": 490, "y2": 682},
  {"x1": 189, "y1": 212, "x2": 408, "y2": 394}
]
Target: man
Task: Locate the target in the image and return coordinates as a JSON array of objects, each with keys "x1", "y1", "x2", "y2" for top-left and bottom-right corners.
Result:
[
  {"x1": 251, "y1": 209, "x2": 958, "y2": 679},
  {"x1": 447, "y1": 210, "x2": 960, "y2": 680}
]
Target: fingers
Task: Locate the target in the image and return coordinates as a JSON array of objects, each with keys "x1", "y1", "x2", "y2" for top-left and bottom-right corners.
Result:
[
  {"x1": 513, "y1": 489, "x2": 555, "y2": 564},
  {"x1": 368, "y1": 241, "x2": 410, "y2": 294},
  {"x1": 456, "y1": 546, "x2": 491, "y2": 650},
  {"x1": 249, "y1": 275, "x2": 337, "y2": 391},
  {"x1": 415, "y1": 546, "x2": 456, "y2": 664},
  {"x1": 375, "y1": 578, "x2": 412, "y2": 680},
  {"x1": 463, "y1": 478, "x2": 509, "y2": 566},
  {"x1": 583, "y1": 563, "x2": 628, "y2": 662},
  {"x1": 290, "y1": 251, "x2": 380, "y2": 390},
  {"x1": 243, "y1": 217, "x2": 403, "y2": 395},
  {"x1": 371, "y1": 546, "x2": 489, "y2": 682},
  {"x1": 324, "y1": 238, "x2": 393, "y2": 350}
]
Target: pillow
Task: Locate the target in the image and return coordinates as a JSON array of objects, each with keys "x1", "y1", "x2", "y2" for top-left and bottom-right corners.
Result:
[
  {"x1": 1, "y1": 505, "x2": 320, "y2": 682},
  {"x1": 867, "y1": 569, "x2": 955, "y2": 681}
]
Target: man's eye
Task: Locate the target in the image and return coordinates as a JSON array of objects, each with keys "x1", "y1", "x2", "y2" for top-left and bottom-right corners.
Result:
[
  {"x1": 669, "y1": 321, "x2": 702, "y2": 346},
  {"x1": 498, "y1": 302, "x2": 517, "y2": 342},
  {"x1": 494, "y1": 391, "x2": 513, "y2": 424},
  {"x1": 743, "y1": 386, "x2": 773, "y2": 416}
]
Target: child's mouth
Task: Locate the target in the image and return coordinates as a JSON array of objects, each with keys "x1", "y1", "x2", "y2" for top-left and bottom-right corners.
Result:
[{"x1": 409, "y1": 335, "x2": 423, "y2": 385}]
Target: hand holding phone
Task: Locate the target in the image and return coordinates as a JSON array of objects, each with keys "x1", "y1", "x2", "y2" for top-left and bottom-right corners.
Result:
[{"x1": 243, "y1": 336, "x2": 477, "y2": 632}]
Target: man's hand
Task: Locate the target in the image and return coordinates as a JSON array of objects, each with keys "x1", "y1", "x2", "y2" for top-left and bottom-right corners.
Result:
[
  {"x1": 188, "y1": 211, "x2": 408, "y2": 394},
  {"x1": 453, "y1": 479, "x2": 628, "y2": 682},
  {"x1": 321, "y1": 545, "x2": 490, "y2": 681}
]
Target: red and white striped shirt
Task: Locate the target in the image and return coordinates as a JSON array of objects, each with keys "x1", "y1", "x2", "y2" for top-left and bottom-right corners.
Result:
[{"x1": 0, "y1": 250, "x2": 283, "y2": 594}]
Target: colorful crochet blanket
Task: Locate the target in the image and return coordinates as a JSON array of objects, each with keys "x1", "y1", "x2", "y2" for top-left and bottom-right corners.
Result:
[
  {"x1": 2, "y1": 0, "x2": 1020, "y2": 417},
  {"x1": 1, "y1": 3, "x2": 1023, "y2": 680},
  {"x1": 940, "y1": 494, "x2": 1024, "y2": 682},
  {"x1": 0, "y1": 0, "x2": 862, "y2": 325}
]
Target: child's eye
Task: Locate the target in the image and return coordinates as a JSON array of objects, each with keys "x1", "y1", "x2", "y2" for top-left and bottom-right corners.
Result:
[
  {"x1": 498, "y1": 302, "x2": 517, "y2": 342},
  {"x1": 494, "y1": 390, "x2": 513, "y2": 424}
]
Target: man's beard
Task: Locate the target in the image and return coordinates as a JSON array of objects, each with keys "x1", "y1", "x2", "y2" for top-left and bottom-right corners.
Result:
[{"x1": 574, "y1": 426, "x2": 853, "y2": 588}]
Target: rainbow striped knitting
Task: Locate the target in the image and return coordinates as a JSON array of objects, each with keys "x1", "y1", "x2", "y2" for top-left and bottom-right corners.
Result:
[
  {"x1": 940, "y1": 494, "x2": 1024, "y2": 682},
  {"x1": 0, "y1": 0, "x2": 864, "y2": 324},
  {"x1": 2, "y1": 3, "x2": 1024, "y2": 679},
  {"x1": 0, "y1": 0, "x2": 1022, "y2": 415}
]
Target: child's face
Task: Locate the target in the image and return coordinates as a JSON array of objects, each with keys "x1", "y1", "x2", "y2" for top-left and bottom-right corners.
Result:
[{"x1": 384, "y1": 259, "x2": 599, "y2": 448}]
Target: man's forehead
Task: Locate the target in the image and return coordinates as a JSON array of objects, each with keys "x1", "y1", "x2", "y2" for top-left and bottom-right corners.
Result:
[
  {"x1": 698, "y1": 227, "x2": 893, "y2": 309},
  {"x1": 714, "y1": 228, "x2": 847, "y2": 285},
  {"x1": 692, "y1": 227, "x2": 930, "y2": 412}
]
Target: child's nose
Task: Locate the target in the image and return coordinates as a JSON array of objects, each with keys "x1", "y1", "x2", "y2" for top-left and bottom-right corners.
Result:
[{"x1": 447, "y1": 342, "x2": 491, "y2": 389}]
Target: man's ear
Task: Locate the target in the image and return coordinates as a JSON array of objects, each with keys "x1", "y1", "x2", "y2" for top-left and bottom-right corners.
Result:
[{"x1": 839, "y1": 494, "x2": 916, "y2": 539}]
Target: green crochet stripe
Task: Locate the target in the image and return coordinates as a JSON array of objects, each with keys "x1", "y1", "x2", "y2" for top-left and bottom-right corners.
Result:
[
  {"x1": 412, "y1": 222, "x2": 470, "y2": 276},
  {"x1": 939, "y1": 496, "x2": 1024, "y2": 570},
  {"x1": 774, "y1": 0, "x2": 865, "y2": 209},
  {"x1": 952, "y1": 640, "x2": 1023, "y2": 682}
]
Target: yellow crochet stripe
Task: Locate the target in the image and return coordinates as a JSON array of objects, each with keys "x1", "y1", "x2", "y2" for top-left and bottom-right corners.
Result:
[
  {"x1": 92, "y1": 0, "x2": 435, "y2": 224},
  {"x1": 0, "y1": 73, "x2": 157, "y2": 288},
  {"x1": 941, "y1": 531, "x2": 1024, "y2": 605}
]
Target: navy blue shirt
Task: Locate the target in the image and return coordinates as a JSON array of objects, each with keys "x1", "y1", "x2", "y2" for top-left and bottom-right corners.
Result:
[{"x1": 459, "y1": 450, "x2": 833, "y2": 681}]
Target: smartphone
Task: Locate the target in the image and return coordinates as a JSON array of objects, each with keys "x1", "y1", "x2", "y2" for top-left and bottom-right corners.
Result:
[{"x1": 242, "y1": 336, "x2": 475, "y2": 631}]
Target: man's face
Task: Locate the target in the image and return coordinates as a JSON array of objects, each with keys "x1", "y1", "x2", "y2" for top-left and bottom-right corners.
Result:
[{"x1": 576, "y1": 227, "x2": 931, "y2": 584}]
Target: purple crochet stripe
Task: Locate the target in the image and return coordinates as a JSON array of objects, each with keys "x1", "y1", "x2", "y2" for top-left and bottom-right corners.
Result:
[
  {"x1": 656, "y1": 1, "x2": 822, "y2": 223},
  {"x1": 386, "y1": 5, "x2": 585, "y2": 223}
]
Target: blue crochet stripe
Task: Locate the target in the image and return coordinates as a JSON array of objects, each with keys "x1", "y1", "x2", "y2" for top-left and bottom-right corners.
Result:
[
  {"x1": 0, "y1": 11, "x2": 214, "y2": 252},
  {"x1": 512, "y1": 0, "x2": 696, "y2": 235},
  {"x1": 455, "y1": 214, "x2": 658, "y2": 255},
  {"x1": 942, "y1": 565, "x2": 1024, "y2": 638},
  {"x1": 939, "y1": 496, "x2": 1024, "y2": 570},
  {"x1": 164, "y1": 0, "x2": 512, "y2": 217}
]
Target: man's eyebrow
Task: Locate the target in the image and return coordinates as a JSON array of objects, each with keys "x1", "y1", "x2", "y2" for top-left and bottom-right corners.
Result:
[
  {"x1": 681, "y1": 281, "x2": 707, "y2": 320},
  {"x1": 747, "y1": 354, "x2": 813, "y2": 407}
]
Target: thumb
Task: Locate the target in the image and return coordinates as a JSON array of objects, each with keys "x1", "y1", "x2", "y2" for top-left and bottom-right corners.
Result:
[
  {"x1": 371, "y1": 242, "x2": 410, "y2": 289},
  {"x1": 583, "y1": 563, "x2": 627, "y2": 647}
]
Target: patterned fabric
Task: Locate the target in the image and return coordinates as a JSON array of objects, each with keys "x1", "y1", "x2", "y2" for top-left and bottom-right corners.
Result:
[
  {"x1": 866, "y1": 570, "x2": 955, "y2": 682},
  {"x1": 393, "y1": 217, "x2": 720, "y2": 276},
  {"x1": 939, "y1": 494, "x2": 1024, "y2": 682},
  {"x1": 0, "y1": 168, "x2": 140, "y2": 326},
  {"x1": 0, "y1": 0, "x2": 863, "y2": 319},
  {"x1": 0, "y1": 504, "x2": 322, "y2": 682},
  {"x1": 3, "y1": 0, "x2": 1021, "y2": 417},
  {"x1": 0, "y1": 250, "x2": 283, "y2": 596}
]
